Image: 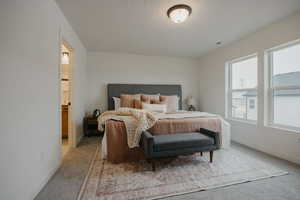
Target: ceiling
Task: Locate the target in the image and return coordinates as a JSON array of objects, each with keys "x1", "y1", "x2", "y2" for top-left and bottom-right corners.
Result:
[{"x1": 55, "y1": 0, "x2": 300, "y2": 58}]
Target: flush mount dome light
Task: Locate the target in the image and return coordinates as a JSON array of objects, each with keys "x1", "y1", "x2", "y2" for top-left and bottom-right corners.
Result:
[{"x1": 167, "y1": 4, "x2": 192, "y2": 23}]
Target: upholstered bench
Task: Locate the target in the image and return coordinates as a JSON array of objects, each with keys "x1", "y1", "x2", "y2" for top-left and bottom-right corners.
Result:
[{"x1": 141, "y1": 128, "x2": 220, "y2": 171}]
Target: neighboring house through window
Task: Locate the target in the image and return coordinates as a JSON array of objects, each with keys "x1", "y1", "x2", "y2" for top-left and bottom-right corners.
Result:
[
  {"x1": 266, "y1": 40, "x2": 300, "y2": 130},
  {"x1": 226, "y1": 55, "x2": 258, "y2": 121},
  {"x1": 249, "y1": 99, "x2": 255, "y2": 109}
]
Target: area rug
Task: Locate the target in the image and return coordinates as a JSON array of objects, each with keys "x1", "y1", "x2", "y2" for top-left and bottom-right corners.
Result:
[{"x1": 78, "y1": 147, "x2": 287, "y2": 200}]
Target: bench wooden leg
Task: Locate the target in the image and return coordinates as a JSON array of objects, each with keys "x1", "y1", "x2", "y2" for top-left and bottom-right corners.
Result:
[
  {"x1": 200, "y1": 152, "x2": 203, "y2": 156},
  {"x1": 210, "y1": 151, "x2": 213, "y2": 163},
  {"x1": 151, "y1": 160, "x2": 156, "y2": 171}
]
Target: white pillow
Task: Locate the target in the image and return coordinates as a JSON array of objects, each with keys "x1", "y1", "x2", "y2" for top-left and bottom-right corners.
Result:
[
  {"x1": 142, "y1": 102, "x2": 167, "y2": 113},
  {"x1": 160, "y1": 95, "x2": 180, "y2": 112},
  {"x1": 112, "y1": 97, "x2": 121, "y2": 110}
]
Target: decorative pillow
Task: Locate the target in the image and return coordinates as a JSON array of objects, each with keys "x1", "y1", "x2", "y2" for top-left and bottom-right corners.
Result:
[
  {"x1": 142, "y1": 102, "x2": 167, "y2": 113},
  {"x1": 120, "y1": 94, "x2": 141, "y2": 108},
  {"x1": 133, "y1": 99, "x2": 142, "y2": 109},
  {"x1": 112, "y1": 97, "x2": 121, "y2": 110},
  {"x1": 151, "y1": 99, "x2": 167, "y2": 104},
  {"x1": 141, "y1": 94, "x2": 160, "y2": 104},
  {"x1": 159, "y1": 95, "x2": 179, "y2": 112}
]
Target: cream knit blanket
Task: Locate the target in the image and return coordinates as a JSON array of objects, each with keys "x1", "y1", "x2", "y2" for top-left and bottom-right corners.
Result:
[{"x1": 98, "y1": 108, "x2": 157, "y2": 148}]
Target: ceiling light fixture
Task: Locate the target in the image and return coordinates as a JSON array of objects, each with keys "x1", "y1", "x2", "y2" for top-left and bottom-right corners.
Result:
[{"x1": 167, "y1": 4, "x2": 192, "y2": 24}]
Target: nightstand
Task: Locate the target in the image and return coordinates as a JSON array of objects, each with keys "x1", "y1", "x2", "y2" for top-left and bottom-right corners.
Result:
[{"x1": 83, "y1": 117, "x2": 103, "y2": 137}]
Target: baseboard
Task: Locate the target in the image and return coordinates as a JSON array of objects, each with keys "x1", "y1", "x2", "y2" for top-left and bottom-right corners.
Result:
[{"x1": 31, "y1": 163, "x2": 60, "y2": 200}]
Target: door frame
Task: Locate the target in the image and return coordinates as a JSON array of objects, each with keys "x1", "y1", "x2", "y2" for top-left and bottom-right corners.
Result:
[{"x1": 59, "y1": 38, "x2": 76, "y2": 152}]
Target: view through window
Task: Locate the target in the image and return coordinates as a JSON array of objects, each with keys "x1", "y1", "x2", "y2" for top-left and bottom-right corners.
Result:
[
  {"x1": 228, "y1": 55, "x2": 258, "y2": 121},
  {"x1": 269, "y1": 42, "x2": 300, "y2": 129}
]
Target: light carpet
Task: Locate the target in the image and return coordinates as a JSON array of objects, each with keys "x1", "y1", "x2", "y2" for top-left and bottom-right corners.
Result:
[{"x1": 78, "y1": 147, "x2": 287, "y2": 200}]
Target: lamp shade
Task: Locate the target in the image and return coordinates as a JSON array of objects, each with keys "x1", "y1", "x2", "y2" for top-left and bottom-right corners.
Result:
[{"x1": 187, "y1": 96, "x2": 196, "y2": 106}]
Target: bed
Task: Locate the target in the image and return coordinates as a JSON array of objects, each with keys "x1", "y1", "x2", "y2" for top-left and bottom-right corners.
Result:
[{"x1": 101, "y1": 84, "x2": 230, "y2": 163}]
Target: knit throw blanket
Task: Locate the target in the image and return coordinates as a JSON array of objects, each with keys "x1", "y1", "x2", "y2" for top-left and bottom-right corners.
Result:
[{"x1": 98, "y1": 108, "x2": 158, "y2": 148}]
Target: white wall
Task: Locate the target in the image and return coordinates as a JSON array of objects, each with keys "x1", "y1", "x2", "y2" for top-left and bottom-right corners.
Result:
[
  {"x1": 60, "y1": 12, "x2": 88, "y2": 145},
  {"x1": 0, "y1": 1, "x2": 87, "y2": 200},
  {"x1": 197, "y1": 12, "x2": 300, "y2": 165},
  {"x1": 87, "y1": 52, "x2": 200, "y2": 112}
]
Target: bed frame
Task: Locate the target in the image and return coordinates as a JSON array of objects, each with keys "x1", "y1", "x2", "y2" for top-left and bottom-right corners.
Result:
[{"x1": 107, "y1": 84, "x2": 182, "y2": 110}]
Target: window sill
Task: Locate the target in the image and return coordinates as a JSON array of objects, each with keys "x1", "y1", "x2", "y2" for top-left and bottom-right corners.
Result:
[
  {"x1": 266, "y1": 124, "x2": 300, "y2": 134},
  {"x1": 226, "y1": 117, "x2": 257, "y2": 126}
]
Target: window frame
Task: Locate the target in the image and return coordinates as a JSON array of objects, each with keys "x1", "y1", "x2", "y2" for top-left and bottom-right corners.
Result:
[
  {"x1": 265, "y1": 39, "x2": 300, "y2": 132},
  {"x1": 226, "y1": 53, "x2": 258, "y2": 123}
]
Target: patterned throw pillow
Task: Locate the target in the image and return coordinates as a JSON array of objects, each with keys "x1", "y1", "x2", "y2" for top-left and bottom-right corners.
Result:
[
  {"x1": 120, "y1": 94, "x2": 141, "y2": 108},
  {"x1": 141, "y1": 94, "x2": 160, "y2": 104},
  {"x1": 133, "y1": 99, "x2": 142, "y2": 109}
]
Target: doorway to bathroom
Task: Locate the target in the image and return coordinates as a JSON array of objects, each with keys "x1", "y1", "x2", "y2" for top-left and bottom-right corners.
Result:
[{"x1": 60, "y1": 41, "x2": 73, "y2": 157}]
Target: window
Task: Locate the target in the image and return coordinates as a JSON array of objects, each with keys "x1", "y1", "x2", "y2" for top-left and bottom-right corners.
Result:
[
  {"x1": 266, "y1": 40, "x2": 300, "y2": 130},
  {"x1": 249, "y1": 99, "x2": 255, "y2": 109},
  {"x1": 226, "y1": 55, "x2": 258, "y2": 121}
]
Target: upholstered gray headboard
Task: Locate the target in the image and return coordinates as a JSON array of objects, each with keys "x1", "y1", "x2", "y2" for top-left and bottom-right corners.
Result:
[{"x1": 107, "y1": 84, "x2": 182, "y2": 110}]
